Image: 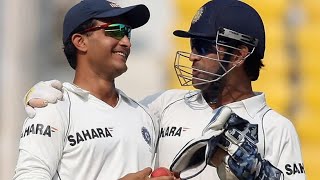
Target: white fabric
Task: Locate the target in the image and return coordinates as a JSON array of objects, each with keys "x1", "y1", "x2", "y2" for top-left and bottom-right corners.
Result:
[
  {"x1": 170, "y1": 106, "x2": 232, "y2": 179},
  {"x1": 24, "y1": 80, "x2": 63, "y2": 118},
  {"x1": 140, "y1": 89, "x2": 305, "y2": 180},
  {"x1": 140, "y1": 90, "x2": 220, "y2": 179},
  {"x1": 15, "y1": 83, "x2": 157, "y2": 180}
]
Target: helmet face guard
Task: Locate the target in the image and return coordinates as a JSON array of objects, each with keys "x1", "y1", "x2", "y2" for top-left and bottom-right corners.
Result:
[{"x1": 174, "y1": 28, "x2": 258, "y2": 87}]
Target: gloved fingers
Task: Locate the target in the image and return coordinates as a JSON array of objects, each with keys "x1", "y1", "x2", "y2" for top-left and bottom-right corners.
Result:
[
  {"x1": 220, "y1": 138, "x2": 260, "y2": 177},
  {"x1": 41, "y1": 80, "x2": 63, "y2": 101},
  {"x1": 25, "y1": 105, "x2": 36, "y2": 118},
  {"x1": 218, "y1": 114, "x2": 259, "y2": 156},
  {"x1": 218, "y1": 135, "x2": 241, "y2": 155},
  {"x1": 23, "y1": 80, "x2": 63, "y2": 118},
  {"x1": 30, "y1": 87, "x2": 62, "y2": 104},
  {"x1": 203, "y1": 106, "x2": 232, "y2": 134},
  {"x1": 25, "y1": 81, "x2": 63, "y2": 106},
  {"x1": 219, "y1": 135, "x2": 257, "y2": 161},
  {"x1": 28, "y1": 98, "x2": 48, "y2": 108},
  {"x1": 45, "y1": 80, "x2": 63, "y2": 91}
]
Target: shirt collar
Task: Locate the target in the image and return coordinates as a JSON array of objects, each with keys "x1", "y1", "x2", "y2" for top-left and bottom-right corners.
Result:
[
  {"x1": 194, "y1": 90, "x2": 267, "y2": 119},
  {"x1": 63, "y1": 82, "x2": 90, "y2": 97},
  {"x1": 62, "y1": 82, "x2": 132, "y2": 104},
  {"x1": 226, "y1": 92, "x2": 267, "y2": 119}
]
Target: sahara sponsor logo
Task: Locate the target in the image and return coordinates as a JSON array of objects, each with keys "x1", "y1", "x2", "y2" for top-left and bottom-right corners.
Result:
[
  {"x1": 67, "y1": 127, "x2": 113, "y2": 146},
  {"x1": 160, "y1": 126, "x2": 190, "y2": 137},
  {"x1": 21, "y1": 124, "x2": 57, "y2": 138},
  {"x1": 285, "y1": 163, "x2": 305, "y2": 175}
]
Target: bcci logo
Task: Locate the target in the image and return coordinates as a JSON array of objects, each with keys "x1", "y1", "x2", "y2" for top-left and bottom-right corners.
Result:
[
  {"x1": 106, "y1": 1, "x2": 121, "y2": 8},
  {"x1": 141, "y1": 127, "x2": 151, "y2": 146},
  {"x1": 192, "y1": 7, "x2": 204, "y2": 24}
]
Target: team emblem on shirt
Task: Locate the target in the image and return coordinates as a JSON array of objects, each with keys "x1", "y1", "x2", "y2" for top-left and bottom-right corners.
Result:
[{"x1": 141, "y1": 127, "x2": 151, "y2": 146}]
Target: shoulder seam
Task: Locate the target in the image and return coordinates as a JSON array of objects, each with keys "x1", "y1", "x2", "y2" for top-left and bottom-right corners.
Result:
[{"x1": 261, "y1": 108, "x2": 271, "y2": 157}]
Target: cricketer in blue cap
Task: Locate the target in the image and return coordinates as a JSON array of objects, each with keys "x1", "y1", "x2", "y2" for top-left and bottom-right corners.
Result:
[
  {"x1": 169, "y1": 0, "x2": 303, "y2": 179},
  {"x1": 62, "y1": 0, "x2": 149, "y2": 69},
  {"x1": 63, "y1": 0, "x2": 149, "y2": 43},
  {"x1": 13, "y1": 1, "x2": 161, "y2": 180},
  {"x1": 173, "y1": 0, "x2": 265, "y2": 59},
  {"x1": 173, "y1": 0, "x2": 265, "y2": 89}
]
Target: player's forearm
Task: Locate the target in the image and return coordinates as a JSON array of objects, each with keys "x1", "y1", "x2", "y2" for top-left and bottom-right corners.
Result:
[
  {"x1": 14, "y1": 173, "x2": 52, "y2": 180},
  {"x1": 13, "y1": 166, "x2": 52, "y2": 180},
  {"x1": 13, "y1": 149, "x2": 58, "y2": 179}
]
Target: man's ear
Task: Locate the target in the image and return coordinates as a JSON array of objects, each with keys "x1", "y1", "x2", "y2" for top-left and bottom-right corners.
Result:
[
  {"x1": 233, "y1": 45, "x2": 249, "y2": 66},
  {"x1": 71, "y1": 33, "x2": 87, "y2": 53}
]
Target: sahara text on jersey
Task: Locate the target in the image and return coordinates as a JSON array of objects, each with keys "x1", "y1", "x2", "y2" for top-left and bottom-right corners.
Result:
[
  {"x1": 285, "y1": 163, "x2": 305, "y2": 175},
  {"x1": 21, "y1": 123, "x2": 57, "y2": 138},
  {"x1": 160, "y1": 126, "x2": 190, "y2": 137},
  {"x1": 68, "y1": 127, "x2": 113, "y2": 146}
]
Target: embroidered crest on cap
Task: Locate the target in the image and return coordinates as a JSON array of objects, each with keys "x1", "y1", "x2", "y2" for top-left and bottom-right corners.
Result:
[
  {"x1": 107, "y1": 1, "x2": 121, "y2": 8},
  {"x1": 141, "y1": 127, "x2": 151, "y2": 146},
  {"x1": 192, "y1": 7, "x2": 204, "y2": 24}
]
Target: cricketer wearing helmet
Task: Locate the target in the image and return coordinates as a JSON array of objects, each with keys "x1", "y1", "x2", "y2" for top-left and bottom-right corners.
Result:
[
  {"x1": 166, "y1": 0, "x2": 305, "y2": 179},
  {"x1": 23, "y1": 0, "x2": 306, "y2": 179}
]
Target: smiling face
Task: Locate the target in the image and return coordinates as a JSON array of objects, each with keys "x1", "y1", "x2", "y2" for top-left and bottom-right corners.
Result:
[{"x1": 73, "y1": 19, "x2": 132, "y2": 80}]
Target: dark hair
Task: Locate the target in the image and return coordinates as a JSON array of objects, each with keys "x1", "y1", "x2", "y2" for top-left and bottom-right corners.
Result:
[
  {"x1": 63, "y1": 19, "x2": 97, "y2": 69},
  {"x1": 226, "y1": 39, "x2": 264, "y2": 81},
  {"x1": 243, "y1": 52, "x2": 264, "y2": 81}
]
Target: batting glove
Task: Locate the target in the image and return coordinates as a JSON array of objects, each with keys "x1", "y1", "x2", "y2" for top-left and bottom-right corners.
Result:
[
  {"x1": 24, "y1": 80, "x2": 63, "y2": 118},
  {"x1": 217, "y1": 114, "x2": 284, "y2": 180},
  {"x1": 170, "y1": 106, "x2": 232, "y2": 179}
]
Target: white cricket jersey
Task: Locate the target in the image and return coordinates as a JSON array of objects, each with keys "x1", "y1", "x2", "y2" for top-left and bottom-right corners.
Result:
[
  {"x1": 140, "y1": 89, "x2": 306, "y2": 180},
  {"x1": 14, "y1": 83, "x2": 157, "y2": 180}
]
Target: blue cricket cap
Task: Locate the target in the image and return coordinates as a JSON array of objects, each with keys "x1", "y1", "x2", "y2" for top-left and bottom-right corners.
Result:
[
  {"x1": 63, "y1": 0, "x2": 150, "y2": 43},
  {"x1": 173, "y1": 0, "x2": 265, "y2": 59}
]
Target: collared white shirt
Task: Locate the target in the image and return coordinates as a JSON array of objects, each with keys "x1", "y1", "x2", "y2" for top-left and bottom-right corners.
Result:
[
  {"x1": 141, "y1": 89, "x2": 306, "y2": 180},
  {"x1": 14, "y1": 83, "x2": 157, "y2": 180}
]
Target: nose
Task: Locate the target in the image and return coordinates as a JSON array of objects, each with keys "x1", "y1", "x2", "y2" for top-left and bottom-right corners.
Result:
[
  {"x1": 119, "y1": 35, "x2": 131, "y2": 48},
  {"x1": 189, "y1": 48, "x2": 201, "y2": 62}
]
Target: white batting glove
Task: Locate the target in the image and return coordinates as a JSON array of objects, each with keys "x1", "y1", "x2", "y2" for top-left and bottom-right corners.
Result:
[
  {"x1": 170, "y1": 106, "x2": 232, "y2": 179},
  {"x1": 24, "y1": 80, "x2": 63, "y2": 118}
]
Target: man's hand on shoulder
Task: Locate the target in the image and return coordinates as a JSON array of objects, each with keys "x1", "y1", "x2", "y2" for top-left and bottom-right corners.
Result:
[{"x1": 24, "y1": 80, "x2": 63, "y2": 118}]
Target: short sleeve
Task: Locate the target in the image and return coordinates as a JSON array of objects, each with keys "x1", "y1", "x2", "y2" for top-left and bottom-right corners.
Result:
[{"x1": 14, "y1": 103, "x2": 68, "y2": 179}]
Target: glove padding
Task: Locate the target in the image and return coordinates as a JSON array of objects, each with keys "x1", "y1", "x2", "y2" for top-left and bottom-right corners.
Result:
[
  {"x1": 24, "y1": 80, "x2": 63, "y2": 118},
  {"x1": 217, "y1": 114, "x2": 284, "y2": 180},
  {"x1": 170, "y1": 106, "x2": 232, "y2": 179}
]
